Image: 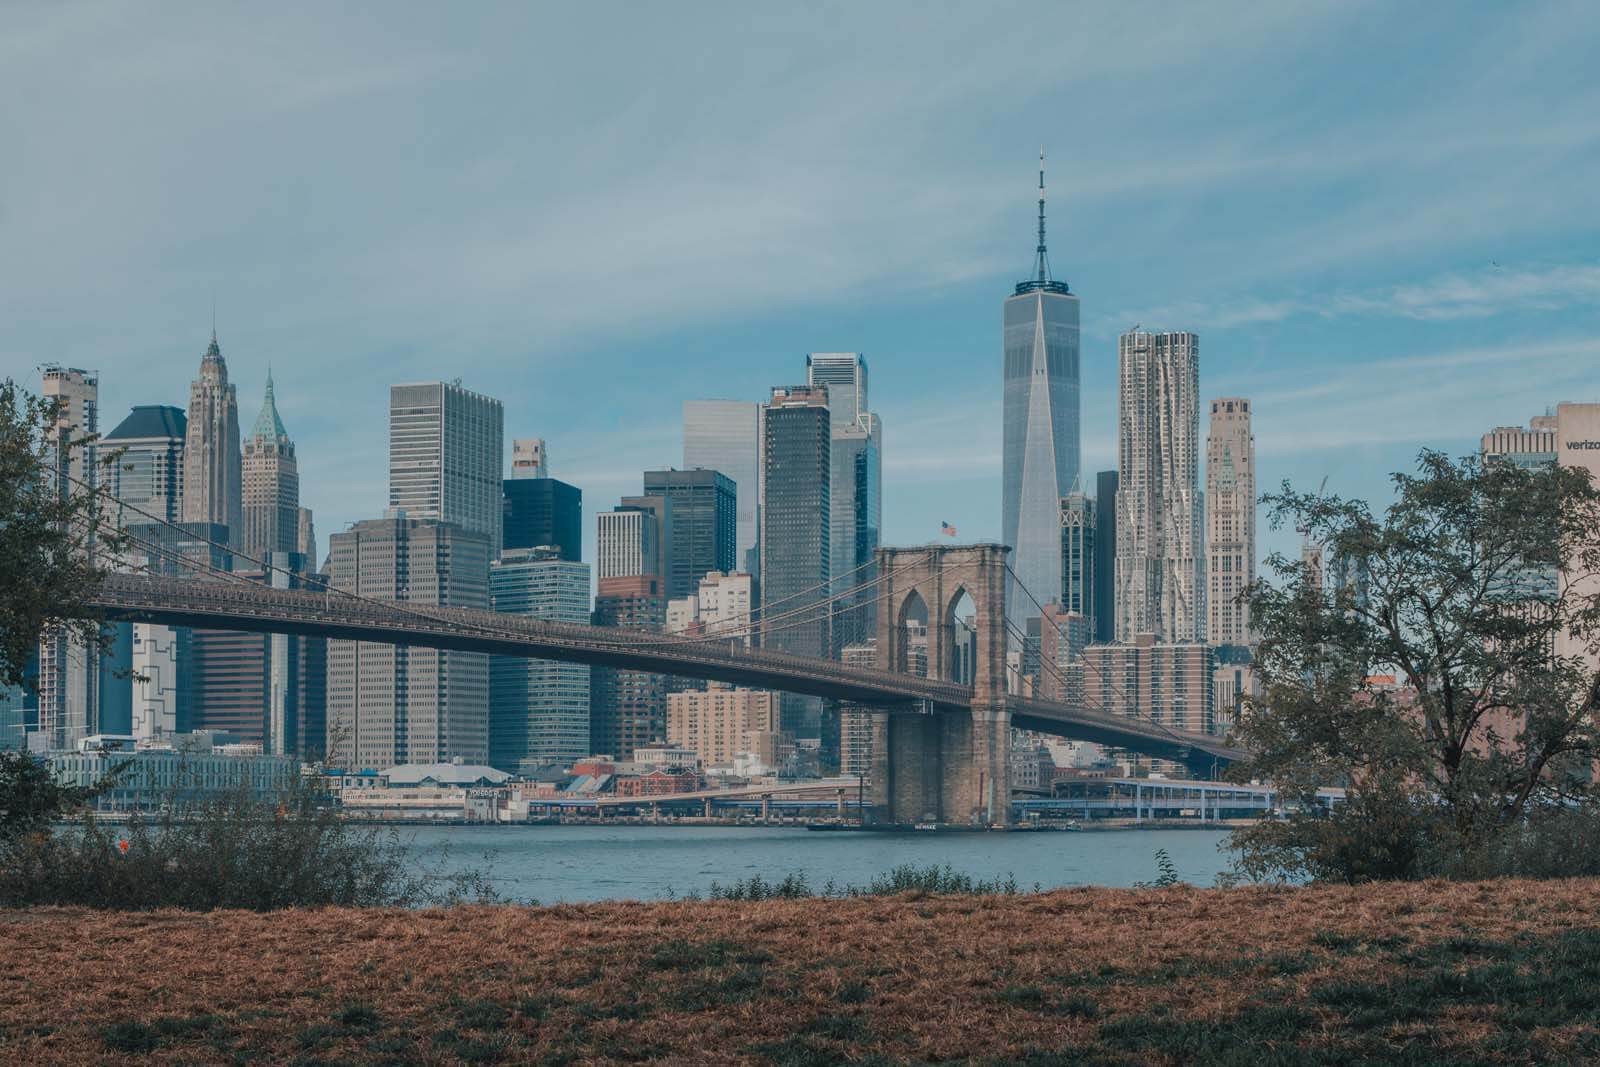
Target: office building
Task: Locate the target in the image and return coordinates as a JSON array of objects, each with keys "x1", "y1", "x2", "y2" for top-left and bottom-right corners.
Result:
[
  {"x1": 104, "y1": 405, "x2": 186, "y2": 526},
  {"x1": 644, "y1": 468, "x2": 737, "y2": 599},
  {"x1": 590, "y1": 575, "x2": 667, "y2": 758},
  {"x1": 1093, "y1": 471, "x2": 1118, "y2": 644},
  {"x1": 241, "y1": 370, "x2": 302, "y2": 562},
  {"x1": 182, "y1": 333, "x2": 242, "y2": 545},
  {"x1": 1037, "y1": 600, "x2": 1089, "y2": 705},
  {"x1": 1481, "y1": 413, "x2": 1558, "y2": 469},
  {"x1": 511, "y1": 437, "x2": 548, "y2": 479},
  {"x1": 327, "y1": 515, "x2": 492, "y2": 769},
  {"x1": 1205, "y1": 398, "x2": 1256, "y2": 646},
  {"x1": 697, "y1": 570, "x2": 756, "y2": 645},
  {"x1": 1115, "y1": 330, "x2": 1203, "y2": 643},
  {"x1": 807, "y1": 353, "x2": 882, "y2": 650},
  {"x1": 1059, "y1": 490, "x2": 1095, "y2": 628},
  {"x1": 759, "y1": 385, "x2": 831, "y2": 658},
  {"x1": 1002, "y1": 153, "x2": 1081, "y2": 634},
  {"x1": 503, "y1": 476, "x2": 582, "y2": 560},
  {"x1": 667, "y1": 684, "x2": 780, "y2": 767},
  {"x1": 683, "y1": 399, "x2": 761, "y2": 572},
  {"x1": 1081, "y1": 635, "x2": 1214, "y2": 737},
  {"x1": 297, "y1": 507, "x2": 316, "y2": 562},
  {"x1": 489, "y1": 547, "x2": 593, "y2": 772},
  {"x1": 389, "y1": 381, "x2": 504, "y2": 555},
  {"x1": 597, "y1": 502, "x2": 664, "y2": 580},
  {"x1": 37, "y1": 365, "x2": 100, "y2": 750},
  {"x1": 1556, "y1": 403, "x2": 1600, "y2": 670},
  {"x1": 838, "y1": 642, "x2": 877, "y2": 777}
]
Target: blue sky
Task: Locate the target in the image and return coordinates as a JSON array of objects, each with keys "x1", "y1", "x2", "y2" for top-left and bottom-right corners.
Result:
[{"x1": 4, "y1": 2, "x2": 1599, "y2": 571}]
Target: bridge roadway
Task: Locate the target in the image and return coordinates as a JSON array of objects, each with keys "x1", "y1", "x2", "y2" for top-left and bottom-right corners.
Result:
[{"x1": 88, "y1": 573, "x2": 1246, "y2": 766}]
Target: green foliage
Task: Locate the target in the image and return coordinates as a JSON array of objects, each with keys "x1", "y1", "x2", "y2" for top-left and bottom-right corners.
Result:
[
  {"x1": 0, "y1": 749, "x2": 107, "y2": 843},
  {"x1": 1230, "y1": 450, "x2": 1600, "y2": 882},
  {"x1": 1134, "y1": 848, "x2": 1184, "y2": 889},
  {"x1": 0, "y1": 379, "x2": 127, "y2": 691},
  {"x1": 0, "y1": 775, "x2": 498, "y2": 909},
  {"x1": 705, "y1": 863, "x2": 1018, "y2": 900}
]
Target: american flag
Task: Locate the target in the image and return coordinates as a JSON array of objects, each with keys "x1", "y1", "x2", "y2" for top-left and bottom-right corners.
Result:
[{"x1": 940, "y1": 521, "x2": 957, "y2": 537}]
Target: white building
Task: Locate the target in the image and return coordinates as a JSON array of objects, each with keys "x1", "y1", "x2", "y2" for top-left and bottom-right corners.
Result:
[
  {"x1": 389, "y1": 381, "x2": 504, "y2": 557},
  {"x1": 1116, "y1": 330, "x2": 1203, "y2": 643},
  {"x1": 1204, "y1": 397, "x2": 1255, "y2": 647}
]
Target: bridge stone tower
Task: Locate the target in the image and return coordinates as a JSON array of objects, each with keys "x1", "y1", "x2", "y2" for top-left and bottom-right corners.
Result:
[{"x1": 869, "y1": 543, "x2": 1011, "y2": 826}]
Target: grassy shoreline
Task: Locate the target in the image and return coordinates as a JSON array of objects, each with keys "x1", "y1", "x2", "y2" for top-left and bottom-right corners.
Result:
[{"x1": 4, "y1": 879, "x2": 1598, "y2": 1064}]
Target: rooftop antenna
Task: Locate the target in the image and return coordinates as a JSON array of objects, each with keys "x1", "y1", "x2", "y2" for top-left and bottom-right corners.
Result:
[{"x1": 1034, "y1": 147, "x2": 1050, "y2": 284}]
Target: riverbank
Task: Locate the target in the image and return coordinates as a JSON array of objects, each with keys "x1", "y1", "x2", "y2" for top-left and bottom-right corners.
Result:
[{"x1": 5, "y1": 879, "x2": 1598, "y2": 1065}]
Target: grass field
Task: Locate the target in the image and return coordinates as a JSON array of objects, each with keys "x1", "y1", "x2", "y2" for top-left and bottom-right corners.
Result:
[{"x1": 4, "y1": 879, "x2": 1599, "y2": 1065}]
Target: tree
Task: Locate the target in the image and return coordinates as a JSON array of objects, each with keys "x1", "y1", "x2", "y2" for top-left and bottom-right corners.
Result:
[
  {"x1": 1229, "y1": 450, "x2": 1600, "y2": 882},
  {"x1": 0, "y1": 378, "x2": 124, "y2": 692}
]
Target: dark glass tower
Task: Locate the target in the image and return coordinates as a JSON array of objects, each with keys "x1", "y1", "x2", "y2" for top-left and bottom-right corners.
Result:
[
  {"x1": 1093, "y1": 470, "x2": 1119, "y2": 645},
  {"x1": 503, "y1": 477, "x2": 582, "y2": 561},
  {"x1": 642, "y1": 468, "x2": 737, "y2": 599},
  {"x1": 1002, "y1": 152, "x2": 1080, "y2": 635}
]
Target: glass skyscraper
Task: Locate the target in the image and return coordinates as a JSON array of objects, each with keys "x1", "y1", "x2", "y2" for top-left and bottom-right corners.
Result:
[
  {"x1": 490, "y1": 547, "x2": 592, "y2": 771},
  {"x1": 643, "y1": 469, "x2": 737, "y2": 600},
  {"x1": 1002, "y1": 155, "x2": 1080, "y2": 636},
  {"x1": 104, "y1": 405, "x2": 187, "y2": 525},
  {"x1": 683, "y1": 400, "x2": 760, "y2": 574},
  {"x1": 805, "y1": 353, "x2": 881, "y2": 651}
]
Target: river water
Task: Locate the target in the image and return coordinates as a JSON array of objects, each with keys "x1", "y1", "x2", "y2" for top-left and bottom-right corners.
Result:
[{"x1": 407, "y1": 825, "x2": 1237, "y2": 903}]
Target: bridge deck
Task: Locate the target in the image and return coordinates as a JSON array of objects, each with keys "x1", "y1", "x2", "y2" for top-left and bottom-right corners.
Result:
[{"x1": 88, "y1": 573, "x2": 1245, "y2": 765}]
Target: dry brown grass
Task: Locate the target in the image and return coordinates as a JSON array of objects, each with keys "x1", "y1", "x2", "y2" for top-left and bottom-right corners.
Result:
[{"x1": 3, "y1": 879, "x2": 1600, "y2": 1064}]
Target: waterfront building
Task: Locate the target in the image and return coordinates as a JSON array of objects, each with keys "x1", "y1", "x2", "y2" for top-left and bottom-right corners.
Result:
[
  {"x1": 37, "y1": 365, "x2": 101, "y2": 750},
  {"x1": 1115, "y1": 330, "x2": 1203, "y2": 643},
  {"x1": 1080, "y1": 635, "x2": 1214, "y2": 737},
  {"x1": 1205, "y1": 398, "x2": 1256, "y2": 646},
  {"x1": 1093, "y1": 471, "x2": 1119, "y2": 645},
  {"x1": 667, "y1": 684, "x2": 780, "y2": 767},
  {"x1": 389, "y1": 381, "x2": 504, "y2": 556},
  {"x1": 489, "y1": 547, "x2": 593, "y2": 772},
  {"x1": 1002, "y1": 153, "x2": 1081, "y2": 636},
  {"x1": 683, "y1": 399, "x2": 760, "y2": 573},
  {"x1": 806, "y1": 353, "x2": 882, "y2": 651},
  {"x1": 241, "y1": 370, "x2": 302, "y2": 562},
  {"x1": 1059, "y1": 490, "x2": 1095, "y2": 626},
  {"x1": 503, "y1": 475, "x2": 582, "y2": 561},
  {"x1": 643, "y1": 468, "x2": 737, "y2": 599},
  {"x1": 49, "y1": 732, "x2": 297, "y2": 813},
  {"x1": 590, "y1": 574, "x2": 667, "y2": 759},
  {"x1": 105, "y1": 405, "x2": 186, "y2": 525},
  {"x1": 181, "y1": 333, "x2": 242, "y2": 545},
  {"x1": 326, "y1": 515, "x2": 492, "y2": 770}
]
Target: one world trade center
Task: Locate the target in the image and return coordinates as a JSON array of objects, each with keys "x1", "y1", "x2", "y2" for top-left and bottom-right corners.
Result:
[{"x1": 1002, "y1": 151, "x2": 1080, "y2": 638}]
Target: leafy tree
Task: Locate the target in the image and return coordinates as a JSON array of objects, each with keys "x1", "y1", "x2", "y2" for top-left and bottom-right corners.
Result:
[
  {"x1": 1229, "y1": 450, "x2": 1600, "y2": 882},
  {"x1": 0, "y1": 750, "x2": 101, "y2": 843},
  {"x1": 0, "y1": 378, "x2": 125, "y2": 691}
]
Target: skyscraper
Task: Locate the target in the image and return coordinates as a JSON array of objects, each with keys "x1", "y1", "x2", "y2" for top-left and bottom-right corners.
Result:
[
  {"x1": 1093, "y1": 470, "x2": 1119, "y2": 645},
  {"x1": 38, "y1": 366, "x2": 100, "y2": 749},
  {"x1": 806, "y1": 353, "x2": 882, "y2": 650},
  {"x1": 1059, "y1": 490, "x2": 1095, "y2": 624},
  {"x1": 1003, "y1": 153, "x2": 1081, "y2": 634},
  {"x1": 1115, "y1": 330, "x2": 1203, "y2": 643},
  {"x1": 182, "y1": 332, "x2": 242, "y2": 546},
  {"x1": 511, "y1": 437, "x2": 548, "y2": 478},
  {"x1": 326, "y1": 516, "x2": 492, "y2": 769},
  {"x1": 643, "y1": 468, "x2": 737, "y2": 600},
  {"x1": 597, "y1": 502, "x2": 663, "y2": 580},
  {"x1": 503, "y1": 477, "x2": 582, "y2": 560},
  {"x1": 490, "y1": 547, "x2": 592, "y2": 771},
  {"x1": 590, "y1": 575, "x2": 667, "y2": 758},
  {"x1": 105, "y1": 405, "x2": 186, "y2": 526},
  {"x1": 759, "y1": 385, "x2": 831, "y2": 659},
  {"x1": 1204, "y1": 398, "x2": 1256, "y2": 647},
  {"x1": 389, "y1": 381, "x2": 504, "y2": 556},
  {"x1": 683, "y1": 400, "x2": 760, "y2": 573},
  {"x1": 241, "y1": 370, "x2": 302, "y2": 563}
]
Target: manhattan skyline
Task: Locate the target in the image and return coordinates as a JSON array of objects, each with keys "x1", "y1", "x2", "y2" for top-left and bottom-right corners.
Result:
[{"x1": 3, "y1": 4, "x2": 1599, "y2": 573}]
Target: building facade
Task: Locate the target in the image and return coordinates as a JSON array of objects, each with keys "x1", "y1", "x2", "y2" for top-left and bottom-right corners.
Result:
[
  {"x1": 489, "y1": 547, "x2": 593, "y2": 772},
  {"x1": 241, "y1": 370, "x2": 301, "y2": 563},
  {"x1": 597, "y1": 504, "x2": 661, "y2": 580},
  {"x1": 1002, "y1": 155, "x2": 1080, "y2": 636},
  {"x1": 105, "y1": 405, "x2": 186, "y2": 526},
  {"x1": 590, "y1": 574, "x2": 668, "y2": 759},
  {"x1": 1093, "y1": 470, "x2": 1119, "y2": 645},
  {"x1": 503, "y1": 476, "x2": 582, "y2": 561},
  {"x1": 806, "y1": 353, "x2": 882, "y2": 651},
  {"x1": 683, "y1": 399, "x2": 761, "y2": 573},
  {"x1": 181, "y1": 333, "x2": 242, "y2": 545},
  {"x1": 326, "y1": 516, "x2": 492, "y2": 769},
  {"x1": 389, "y1": 381, "x2": 504, "y2": 556},
  {"x1": 667, "y1": 684, "x2": 780, "y2": 767},
  {"x1": 1080, "y1": 635, "x2": 1214, "y2": 737},
  {"x1": 643, "y1": 468, "x2": 737, "y2": 599},
  {"x1": 1115, "y1": 330, "x2": 1203, "y2": 643},
  {"x1": 1059, "y1": 490, "x2": 1095, "y2": 627},
  {"x1": 759, "y1": 385, "x2": 831, "y2": 658},
  {"x1": 1204, "y1": 397, "x2": 1256, "y2": 646}
]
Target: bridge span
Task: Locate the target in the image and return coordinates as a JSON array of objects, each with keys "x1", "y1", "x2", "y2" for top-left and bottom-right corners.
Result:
[{"x1": 87, "y1": 572, "x2": 1245, "y2": 771}]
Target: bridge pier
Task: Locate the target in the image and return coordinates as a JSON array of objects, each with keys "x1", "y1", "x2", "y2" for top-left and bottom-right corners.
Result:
[{"x1": 872, "y1": 544, "x2": 1011, "y2": 827}]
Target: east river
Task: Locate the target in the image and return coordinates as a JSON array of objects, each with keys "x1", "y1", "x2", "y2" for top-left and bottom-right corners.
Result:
[{"x1": 406, "y1": 824, "x2": 1237, "y2": 903}]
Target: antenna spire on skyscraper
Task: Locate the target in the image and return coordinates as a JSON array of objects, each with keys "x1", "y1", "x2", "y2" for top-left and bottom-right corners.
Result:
[{"x1": 1035, "y1": 147, "x2": 1050, "y2": 284}]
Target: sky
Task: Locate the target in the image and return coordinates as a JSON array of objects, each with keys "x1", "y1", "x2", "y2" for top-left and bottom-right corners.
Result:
[{"x1": 4, "y1": 2, "x2": 1599, "y2": 575}]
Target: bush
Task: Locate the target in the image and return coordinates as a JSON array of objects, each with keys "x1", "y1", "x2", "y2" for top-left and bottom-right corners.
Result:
[
  {"x1": 706, "y1": 864, "x2": 1016, "y2": 900},
  {"x1": 0, "y1": 775, "x2": 496, "y2": 910}
]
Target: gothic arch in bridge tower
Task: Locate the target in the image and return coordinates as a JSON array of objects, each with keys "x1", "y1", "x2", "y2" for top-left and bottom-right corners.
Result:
[{"x1": 870, "y1": 544, "x2": 1012, "y2": 827}]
